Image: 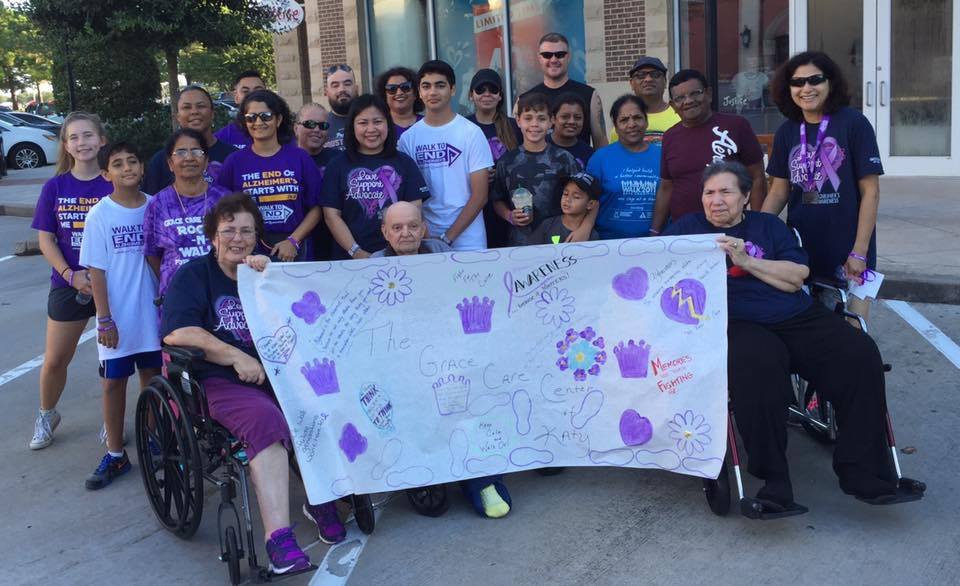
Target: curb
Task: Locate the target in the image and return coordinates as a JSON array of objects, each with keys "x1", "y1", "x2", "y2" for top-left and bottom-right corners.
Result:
[
  {"x1": 0, "y1": 204, "x2": 35, "y2": 218},
  {"x1": 15, "y1": 239, "x2": 42, "y2": 256},
  {"x1": 881, "y1": 272, "x2": 960, "y2": 305}
]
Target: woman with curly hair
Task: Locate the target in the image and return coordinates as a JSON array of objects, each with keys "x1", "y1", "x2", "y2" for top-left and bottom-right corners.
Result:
[{"x1": 375, "y1": 66, "x2": 423, "y2": 141}]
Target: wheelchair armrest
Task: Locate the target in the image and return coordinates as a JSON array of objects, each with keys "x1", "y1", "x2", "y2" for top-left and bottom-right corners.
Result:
[
  {"x1": 162, "y1": 345, "x2": 206, "y2": 366},
  {"x1": 808, "y1": 276, "x2": 849, "y2": 293}
]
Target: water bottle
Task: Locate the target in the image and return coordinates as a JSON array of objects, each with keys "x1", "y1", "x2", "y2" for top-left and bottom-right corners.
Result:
[{"x1": 75, "y1": 272, "x2": 92, "y2": 305}]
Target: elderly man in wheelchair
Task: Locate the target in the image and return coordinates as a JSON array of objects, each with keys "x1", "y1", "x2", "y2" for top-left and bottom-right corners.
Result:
[
  {"x1": 147, "y1": 192, "x2": 348, "y2": 579},
  {"x1": 665, "y1": 161, "x2": 925, "y2": 518}
]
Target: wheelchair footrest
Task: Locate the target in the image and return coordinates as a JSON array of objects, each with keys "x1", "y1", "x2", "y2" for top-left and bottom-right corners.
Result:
[
  {"x1": 739, "y1": 497, "x2": 809, "y2": 520},
  {"x1": 856, "y1": 478, "x2": 925, "y2": 505},
  {"x1": 258, "y1": 563, "x2": 318, "y2": 582}
]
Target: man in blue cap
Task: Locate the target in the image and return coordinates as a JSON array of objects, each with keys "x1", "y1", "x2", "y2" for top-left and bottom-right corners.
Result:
[{"x1": 612, "y1": 56, "x2": 680, "y2": 145}]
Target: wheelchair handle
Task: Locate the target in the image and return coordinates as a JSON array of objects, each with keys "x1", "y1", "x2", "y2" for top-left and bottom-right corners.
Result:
[{"x1": 163, "y1": 345, "x2": 206, "y2": 365}]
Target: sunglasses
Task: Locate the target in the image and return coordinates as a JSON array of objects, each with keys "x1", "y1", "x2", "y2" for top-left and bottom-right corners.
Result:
[
  {"x1": 539, "y1": 51, "x2": 569, "y2": 60},
  {"x1": 632, "y1": 70, "x2": 664, "y2": 80},
  {"x1": 473, "y1": 84, "x2": 501, "y2": 96},
  {"x1": 789, "y1": 74, "x2": 828, "y2": 87},
  {"x1": 244, "y1": 112, "x2": 275, "y2": 123},
  {"x1": 327, "y1": 63, "x2": 353, "y2": 74},
  {"x1": 385, "y1": 81, "x2": 413, "y2": 95},
  {"x1": 298, "y1": 119, "x2": 329, "y2": 130}
]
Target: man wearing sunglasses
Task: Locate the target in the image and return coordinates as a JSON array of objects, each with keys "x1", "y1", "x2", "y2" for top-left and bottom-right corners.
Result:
[
  {"x1": 521, "y1": 32, "x2": 607, "y2": 148},
  {"x1": 610, "y1": 56, "x2": 680, "y2": 145},
  {"x1": 650, "y1": 69, "x2": 766, "y2": 235},
  {"x1": 215, "y1": 70, "x2": 267, "y2": 150},
  {"x1": 323, "y1": 64, "x2": 357, "y2": 151}
]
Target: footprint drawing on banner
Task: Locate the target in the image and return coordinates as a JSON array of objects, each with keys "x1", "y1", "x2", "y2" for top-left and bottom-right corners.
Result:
[
  {"x1": 660, "y1": 279, "x2": 708, "y2": 325},
  {"x1": 635, "y1": 449, "x2": 682, "y2": 470},
  {"x1": 456, "y1": 296, "x2": 495, "y2": 334},
  {"x1": 301, "y1": 358, "x2": 339, "y2": 396},
  {"x1": 386, "y1": 466, "x2": 434, "y2": 488},
  {"x1": 339, "y1": 423, "x2": 368, "y2": 463},
  {"x1": 291, "y1": 291, "x2": 326, "y2": 324},
  {"x1": 371, "y1": 438, "x2": 403, "y2": 480},
  {"x1": 330, "y1": 477, "x2": 355, "y2": 497},
  {"x1": 512, "y1": 390, "x2": 532, "y2": 435},
  {"x1": 681, "y1": 456, "x2": 724, "y2": 478},
  {"x1": 465, "y1": 454, "x2": 509, "y2": 475},
  {"x1": 612, "y1": 267, "x2": 649, "y2": 301},
  {"x1": 588, "y1": 447, "x2": 634, "y2": 467},
  {"x1": 468, "y1": 392, "x2": 511, "y2": 416},
  {"x1": 256, "y1": 325, "x2": 297, "y2": 364},
  {"x1": 448, "y1": 429, "x2": 469, "y2": 477},
  {"x1": 509, "y1": 447, "x2": 554, "y2": 467},
  {"x1": 571, "y1": 389, "x2": 604, "y2": 429},
  {"x1": 619, "y1": 409, "x2": 653, "y2": 446}
]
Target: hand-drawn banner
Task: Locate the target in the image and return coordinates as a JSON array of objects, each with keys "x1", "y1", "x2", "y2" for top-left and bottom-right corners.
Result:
[{"x1": 238, "y1": 236, "x2": 729, "y2": 505}]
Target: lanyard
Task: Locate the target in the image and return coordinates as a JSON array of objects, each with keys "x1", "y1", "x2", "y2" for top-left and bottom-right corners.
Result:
[{"x1": 799, "y1": 114, "x2": 830, "y2": 184}]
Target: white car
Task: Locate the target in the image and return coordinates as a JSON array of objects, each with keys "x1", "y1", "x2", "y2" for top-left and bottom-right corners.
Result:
[{"x1": 0, "y1": 119, "x2": 59, "y2": 169}]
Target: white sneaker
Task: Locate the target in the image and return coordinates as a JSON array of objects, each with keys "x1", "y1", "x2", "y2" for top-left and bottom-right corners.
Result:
[
  {"x1": 98, "y1": 423, "x2": 128, "y2": 446},
  {"x1": 30, "y1": 410, "x2": 61, "y2": 450}
]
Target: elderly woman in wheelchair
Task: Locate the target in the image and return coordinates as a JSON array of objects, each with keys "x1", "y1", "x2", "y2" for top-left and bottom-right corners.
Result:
[
  {"x1": 157, "y1": 192, "x2": 345, "y2": 576},
  {"x1": 665, "y1": 161, "x2": 924, "y2": 517}
]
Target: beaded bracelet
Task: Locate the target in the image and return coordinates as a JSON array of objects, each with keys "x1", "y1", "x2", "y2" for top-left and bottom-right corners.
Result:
[{"x1": 848, "y1": 252, "x2": 868, "y2": 262}]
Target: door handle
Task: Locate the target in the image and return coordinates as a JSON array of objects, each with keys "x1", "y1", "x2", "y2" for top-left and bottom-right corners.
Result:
[
  {"x1": 865, "y1": 81, "x2": 873, "y2": 107},
  {"x1": 879, "y1": 81, "x2": 887, "y2": 107}
]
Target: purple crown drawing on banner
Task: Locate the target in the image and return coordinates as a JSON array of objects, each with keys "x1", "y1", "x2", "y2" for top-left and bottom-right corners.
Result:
[
  {"x1": 456, "y1": 296, "x2": 494, "y2": 334},
  {"x1": 613, "y1": 339, "x2": 651, "y2": 378},
  {"x1": 301, "y1": 358, "x2": 340, "y2": 396}
]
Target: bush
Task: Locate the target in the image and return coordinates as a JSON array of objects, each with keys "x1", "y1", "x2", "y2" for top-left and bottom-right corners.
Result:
[{"x1": 104, "y1": 106, "x2": 171, "y2": 160}]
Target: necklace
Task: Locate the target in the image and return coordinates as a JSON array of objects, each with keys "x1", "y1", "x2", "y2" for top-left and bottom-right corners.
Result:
[{"x1": 173, "y1": 184, "x2": 208, "y2": 215}]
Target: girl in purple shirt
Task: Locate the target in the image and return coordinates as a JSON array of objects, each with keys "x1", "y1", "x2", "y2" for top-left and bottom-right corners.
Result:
[
  {"x1": 217, "y1": 90, "x2": 322, "y2": 261},
  {"x1": 29, "y1": 112, "x2": 111, "y2": 450},
  {"x1": 143, "y1": 128, "x2": 228, "y2": 297}
]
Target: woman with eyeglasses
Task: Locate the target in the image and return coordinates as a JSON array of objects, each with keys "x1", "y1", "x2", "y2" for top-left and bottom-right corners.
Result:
[
  {"x1": 763, "y1": 52, "x2": 882, "y2": 322},
  {"x1": 375, "y1": 67, "x2": 423, "y2": 141},
  {"x1": 465, "y1": 69, "x2": 520, "y2": 248},
  {"x1": 143, "y1": 128, "x2": 228, "y2": 297},
  {"x1": 217, "y1": 90, "x2": 322, "y2": 261},
  {"x1": 320, "y1": 94, "x2": 428, "y2": 259}
]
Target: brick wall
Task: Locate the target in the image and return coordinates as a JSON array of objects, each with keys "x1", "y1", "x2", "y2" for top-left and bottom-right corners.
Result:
[
  {"x1": 318, "y1": 0, "x2": 348, "y2": 70},
  {"x1": 604, "y1": 0, "x2": 647, "y2": 81}
]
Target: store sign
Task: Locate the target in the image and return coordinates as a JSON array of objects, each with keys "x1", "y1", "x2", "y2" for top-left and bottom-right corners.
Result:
[{"x1": 257, "y1": 0, "x2": 304, "y2": 34}]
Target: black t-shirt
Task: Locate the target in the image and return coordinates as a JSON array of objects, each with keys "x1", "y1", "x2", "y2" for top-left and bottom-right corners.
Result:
[
  {"x1": 548, "y1": 135, "x2": 594, "y2": 168},
  {"x1": 465, "y1": 114, "x2": 522, "y2": 162},
  {"x1": 311, "y1": 148, "x2": 341, "y2": 180},
  {"x1": 161, "y1": 252, "x2": 267, "y2": 389},
  {"x1": 528, "y1": 215, "x2": 599, "y2": 245},
  {"x1": 142, "y1": 139, "x2": 237, "y2": 196},
  {"x1": 664, "y1": 211, "x2": 813, "y2": 324},
  {"x1": 320, "y1": 151, "x2": 429, "y2": 259},
  {"x1": 523, "y1": 79, "x2": 597, "y2": 145}
]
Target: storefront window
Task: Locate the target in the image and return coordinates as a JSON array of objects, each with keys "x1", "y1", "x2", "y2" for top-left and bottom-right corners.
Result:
[
  {"x1": 368, "y1": 0, "x2": 430, "y2": 78},
  {"x1": 508, "y1": 0, "x2": 586, "y2": 96},
  {"x1": 435, "y1": 1, "x2": 508, "y2": 114}
]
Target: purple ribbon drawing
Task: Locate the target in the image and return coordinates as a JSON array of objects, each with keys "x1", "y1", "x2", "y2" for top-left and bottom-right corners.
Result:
[
  {"x1": 814, "y1": 138, "x2": 844, "y2": 192},
  {"x1": 376, "y1": 166, "x2": 401, "y2": 208}
]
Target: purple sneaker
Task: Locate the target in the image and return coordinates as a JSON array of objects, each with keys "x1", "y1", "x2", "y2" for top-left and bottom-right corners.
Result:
[
  {"x1": 303, "y1": 502, "x2": 346, "y2": 544},
  {"x1": 265, "y1": 527, "x2": 311, "y2": 575}
]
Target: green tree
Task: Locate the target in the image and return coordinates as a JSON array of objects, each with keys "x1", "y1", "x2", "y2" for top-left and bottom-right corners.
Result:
[
  {"x1": 0, "y1": 6, "x2": 52, "y2": 109},
  {"x1": 180, "y1": 30, "x2": 277, "y2": 91}
]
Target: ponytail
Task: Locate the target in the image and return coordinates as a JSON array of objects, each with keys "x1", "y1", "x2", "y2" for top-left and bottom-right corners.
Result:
[
  {"x1": 55, "y1": 112, "x2": 108, "y2": 175},
  {"x1": 492, "y1": 111, "x2": 518, "y2": 152}
]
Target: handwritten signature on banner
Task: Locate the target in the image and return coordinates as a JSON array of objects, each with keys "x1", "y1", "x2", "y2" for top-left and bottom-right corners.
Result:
[{"x1": 238, "y1": 236, "x2": 729, "y2": 505}]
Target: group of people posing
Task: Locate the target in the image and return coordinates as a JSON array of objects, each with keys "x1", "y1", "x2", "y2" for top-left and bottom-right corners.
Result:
[{"x1": 28, "y1": 30, "x2": 909, "y2": 576}]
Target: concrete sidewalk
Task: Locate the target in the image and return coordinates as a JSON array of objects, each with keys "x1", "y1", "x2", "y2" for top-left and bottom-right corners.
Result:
[{"x1": 1, "y1": 166, "x2": 956, "y2": 302}]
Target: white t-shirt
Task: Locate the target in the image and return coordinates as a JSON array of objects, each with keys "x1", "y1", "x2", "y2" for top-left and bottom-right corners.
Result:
[
  {"x1": 398, "y1": 114, "x2": 493, "y2": 251},
  {"x1": 80, "y1": 195, "x2": 160, "y2": 361}
]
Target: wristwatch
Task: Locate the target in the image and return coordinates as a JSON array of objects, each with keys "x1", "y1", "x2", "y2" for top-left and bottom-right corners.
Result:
[
  {"x1": 439, "y1": 232, "x2": 452, "y2": 245},
  {"x1": 348, "y1": 243, "x2": 361, "y2": 257}
]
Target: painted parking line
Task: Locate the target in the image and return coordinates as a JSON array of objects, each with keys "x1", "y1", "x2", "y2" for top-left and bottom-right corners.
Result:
[
  {"x1": 0, "y1": 328, "x2": 97, "y2": 387},
  {"x1": 885, "y1": 300, "x2": 960, "y2": 370},
  {"x1": 0, "y1": 255, "x2": 14, "y2": 263}
]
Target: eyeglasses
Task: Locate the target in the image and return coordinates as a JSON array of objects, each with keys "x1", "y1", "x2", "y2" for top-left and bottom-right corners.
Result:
[
  {"x1": 218, "y1": 228, "x2": 257, "y2": 240},
  {"x1": 385, "y1": 81, "x2": 413, "y2": 95},
  {"x1": 616, "y1": 114, "x2": 647, "y2": 126},
  {"x1": 631, "y1": 70, "x2": 664, "y2": 80},
  {"x1": 473, "y1": 84, "x2": 501, "y2": 96},
  {"x1": 789, "y1": 74, "x2": 828, "y2": 88},
  {"x1": 298, "y1": 119, "x2": 330, "y2": 130},
  {"x1": 539, "y1": 51, "x2": 568, "y2": 60},
  {"x1": 671, "y1": 88, "x2": 706, "y2": 103},
  {"x1": 243, "y1": 112, "x2": 275, "y2": 123},
  {"x1": 326, "y1": 63, "x2": 353, "y2": 74},
  {"x1": 171, "y1": 148, "x2": 206, "y2": 159}
]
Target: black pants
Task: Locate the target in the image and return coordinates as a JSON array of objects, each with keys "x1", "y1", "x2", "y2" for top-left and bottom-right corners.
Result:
[{"x1": 728, "y1": 303, "x2": 891, "y2": 484}]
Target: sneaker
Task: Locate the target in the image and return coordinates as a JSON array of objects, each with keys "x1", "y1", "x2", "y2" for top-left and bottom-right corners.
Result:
[
  {"x1": 98, "y1": 423, "x2": 128, "y2": 446},
  {"x1": 29, "y1": 410, "x2": 61, "y2": 450},
  {"x1": 85, "y1": 451, "x2": 131, "y2": 490},
  {"x1": 303, "y1": 502, "x2": 346, "y2": 544},
  {"x1": 265, "y1": 526, "x2": 311, "y2": 574}
]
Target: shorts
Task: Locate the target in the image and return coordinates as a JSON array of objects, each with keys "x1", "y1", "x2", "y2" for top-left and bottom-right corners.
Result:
[
  {"x1": 202, "y1": 377, "x2": 292, "y2": 461},
  {"x1": 47, "y1": 286, "x2": 97, "y2": 322},
  {"x1": 99, "y1": 350, "x2": 163, "y2": 379}
]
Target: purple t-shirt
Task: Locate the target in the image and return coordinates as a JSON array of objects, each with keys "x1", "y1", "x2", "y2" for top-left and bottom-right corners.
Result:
[
  {"x1": 214, "y1": 123, "x2": 252, "y2": 150},
  {"x1": 143, "y1": 184, "x2": 228, "y2": 295},
  {"x1": 31, "y1": 173, "x2": 114, "y2": 288},
  {"x1": 216, "y1": 142, "x2": 322, "y2": 234},
  {"x1": 394, "y1": 115, "x2": 423, "y2": 143}
]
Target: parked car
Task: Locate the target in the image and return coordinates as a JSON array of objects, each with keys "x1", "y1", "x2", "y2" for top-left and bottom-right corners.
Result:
[
  {"x1": 215, "y1": 92, "x2": 237, "y2": 108},
  {"x1": 0, "y1": 133, "x2": 7, "y2": 177},
  {"x1": 5, "y1": 112, "x2": 62, "y2": 134},
  {"x1": 25, "y1": 101, "x2": 59, "y2": 117},
  {"x1": 0, "y1": 120, "x2": 59, "y2": 169}
]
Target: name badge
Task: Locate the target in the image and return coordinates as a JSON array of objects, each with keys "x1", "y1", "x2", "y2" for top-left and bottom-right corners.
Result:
[{"x1": 802, "y1": 191, "x2": 819, "y2": 204}]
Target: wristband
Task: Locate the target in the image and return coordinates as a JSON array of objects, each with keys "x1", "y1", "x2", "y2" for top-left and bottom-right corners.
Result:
[
  {"x1": 286, "y1": 236, "x2": 301, "y2": 251},
  {"x1": 68, "y1": 270, "x2": 75, "y2": 287},
  {"x1": 97, "y1": 315, "x2": 113, "y2": 323},
  {"x1": 848, "y1": 252, "x2": 867, "y2": 262},
  {"x1": 439, "y1": 232, "x2": 452, "y2": 245},
  {"x1": 649, "y1": 228, "x2": 660, "y2": 235},
  {"x1": 59, "y1": 266, "x2": 71, "y2": 278},
  {"x1": 96, "y1": 324, "x2": 115, "y2": 333},
  {"x1": 348, "y1": 243, "x2": 361, "y2": 257}
]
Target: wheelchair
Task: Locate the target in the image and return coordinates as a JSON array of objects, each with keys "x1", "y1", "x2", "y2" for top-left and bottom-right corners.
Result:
[
  {"x1": 701, "y1": 278, "x2": 926, "y2": 519},
  {"x1": 134, "y1": 346, "x2": 376, "y2": 584}
]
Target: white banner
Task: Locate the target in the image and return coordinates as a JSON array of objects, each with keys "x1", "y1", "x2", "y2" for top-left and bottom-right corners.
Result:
[{"x1": 238, "y1": 236, "x2": 728, "y2": 505}]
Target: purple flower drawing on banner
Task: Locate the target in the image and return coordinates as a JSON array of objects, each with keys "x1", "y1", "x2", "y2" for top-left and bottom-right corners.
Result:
[
  {"x1": 667, "y1": 410, "x2": 712, "y2": 456},
  {"x1": 369, "y1": 266, "x2": 413, "y2": 306},
  {"x1": 535, "y1": 287, "x2": 575, "y2": 327},
  {"x1": 555, "y1": 326, "x2": 607, "y2": 381},
  {"x1": 291, "y1": 291, "x2": 326, "y2": 324}
]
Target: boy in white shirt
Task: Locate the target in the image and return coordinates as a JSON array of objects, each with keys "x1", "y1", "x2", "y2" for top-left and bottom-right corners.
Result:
[
  {"x1": 398, "y1": 60, "x2": 493, "y2": 251},
  {"x1": 79, "y1": 142, "x2": 161, "y2": 490}
]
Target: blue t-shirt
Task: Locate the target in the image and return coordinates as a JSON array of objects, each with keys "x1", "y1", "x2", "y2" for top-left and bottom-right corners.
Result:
[
  {"x1": 665, "y1": 211, "x2": 813, "y2": 324},
  {"x1": 766, "y1": 106, "x2": 884, "y2": 279},
  {"x1": 320, "y1": 151, "x2": 430, "y2": 259},
  {"x1": 586, "y1": 141, "x2": 661, "y2": 239}
]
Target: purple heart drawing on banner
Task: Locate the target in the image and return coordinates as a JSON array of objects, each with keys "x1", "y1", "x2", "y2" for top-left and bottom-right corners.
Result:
[
  {"x1": 256, "y1": 325, "x2": 297, "y2": 364},
  {"x1": 660, "y1": 279, "x2": 707, "y2": 325}
]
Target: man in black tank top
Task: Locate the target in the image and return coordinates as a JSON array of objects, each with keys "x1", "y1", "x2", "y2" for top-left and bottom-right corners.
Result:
[{"x1": 520, "y1": 32, "x2": 608, "y2": 148}]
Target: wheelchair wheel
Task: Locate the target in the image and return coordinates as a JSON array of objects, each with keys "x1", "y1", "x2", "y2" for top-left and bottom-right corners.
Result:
[
  {"x1": 352, "y1": 494, "x2": 375, "y2": 534},
  {"x1": 224, "y1": 526, "x2": 241, "y2": 585},
  {"x1": 135, "y1": 376, "x2": 204, "y2": 538},
  {"x1": 406, "y1": 485, "x2": 449, "y2": 517},
  {"x1": 702, "y1": 455, "x2": 731, "y2": 516}
]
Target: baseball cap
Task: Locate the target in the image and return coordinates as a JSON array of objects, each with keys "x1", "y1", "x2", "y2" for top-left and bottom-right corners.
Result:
[
  {"x1": 470, "y1": 69, "x2": 503, "y2": 92},
  {"x1": 629, "y1": 56, "x2": 668, "y2": 77},
  {"x1": 564, "y1": 172, "x2": 602, "y2": 200}
]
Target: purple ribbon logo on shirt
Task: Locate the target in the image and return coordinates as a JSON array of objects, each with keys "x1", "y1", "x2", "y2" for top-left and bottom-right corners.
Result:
[
  {"x1": 347, "y1": 166, "x2": 402, "y2": 218},
  {"x1": 790, "y1": 138, "x2": 845, "y2": 192}
]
